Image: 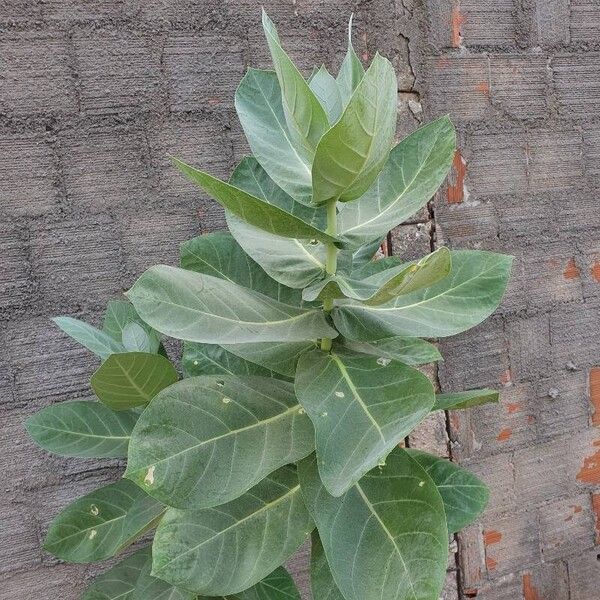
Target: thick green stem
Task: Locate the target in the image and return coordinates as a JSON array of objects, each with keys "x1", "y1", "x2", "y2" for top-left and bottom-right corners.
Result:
[{"x1": 320, "y1": 198, "x2": 338, "y2": 352}]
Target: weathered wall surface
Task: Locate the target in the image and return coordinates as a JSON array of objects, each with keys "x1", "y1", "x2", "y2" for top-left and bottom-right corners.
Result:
[{"x1": 0, "y1": 1, "x2": 598, "y2": 599}]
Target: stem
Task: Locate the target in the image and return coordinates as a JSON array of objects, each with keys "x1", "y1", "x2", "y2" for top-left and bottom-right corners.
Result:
[{"x1": 320, "y1": 198, "x2": 338, "y2": 352}]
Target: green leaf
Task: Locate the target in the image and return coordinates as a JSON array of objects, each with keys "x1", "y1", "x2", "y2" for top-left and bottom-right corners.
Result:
[
  {"x1": 311, "y1": 532, "x2": 345, "y2": 600},
  {"x1": 311, "y1": 53, "x2": 397, "y2": 205},
  {"x1": 91, "y1": 352, "x2": 178, "y2": 411},
  {"x1": 262, "y1": 10, "x2": 329, "y2": 156},
  {"x1": 181, "y1": 229, "x2": 304, "y2": 305},
  {"x1": 127, "y1": 265, "x2": 337, "y2": 344},
  {"x1": 151, "y1": 465, "x2": 313, "y2": 595},
  {"x1": 122, "y1": 322, "x2": 160, "y2": 354},
  {"x1": 132, "y1": 555, "x2": 196, "y2": 600},
  {"x1": 233, "y1": 567, "x2": 301, "y2": 600},
  {"x1": 362, "y1": 246, "x2": 452, "y2": 305},
  {"x1": 182, "y1": 342, "x2": 283, "y2": 379},
  {"x1": 338, "y1": 116, "x2": 456, "y2": 246},
  {"x1": 349, "y1": 235, "x2": 386, "y2": 270},
  {"x1": 406, "y1": 449, "x2": 489, "y2": 533},
  {"x1": 44, "y1": 479, "x2": 164, "y2": 563},
  {"x1": 340, "y1": 336, "x2": 442, "y2": 366},
  {"x1": 82, "y1": 546, "x2": 150, "y2": 600},
  {"x1": 235, "y1": 69, "x2": 312, "y2": 203},
  {"x1": 103, "y1": 300, "x2": 160, "y2": 351},
  {"x1": 125, "y1": 376, "x2": 314, "y2": 509},
  {"x1": 299, "y1": 449, "x2": 448, "y2": 600},
  {"x1": 172, "y1": 158, "x2": 338, "y2": 243},
  {"x1": 25, "y1": 400, "x2": 137, "y2": 458},
  {"x1": 333, "y1": 250, "x2": 513, "y2": 340},
  {"x1": 302, "y1": 274, "x2": 378, "y2": 302},
  {"x1": 309, "y1": 65, "x2": 343, "y2": 124},
  {"x1": 336, "y1": 14, "x2": 365, "y2": 107},
  {"x1": 221, "y1": 340, "x2": 316, "y2": 378},
  {"x1": 433, "y1": 388, "x2": 499, "y2": 412},
  {"x1": 53, "y1": 316, "x2": 125, "y2": 360},
  {"x1": 295, "y1": 349, "x2": 435, "y2": 496}
]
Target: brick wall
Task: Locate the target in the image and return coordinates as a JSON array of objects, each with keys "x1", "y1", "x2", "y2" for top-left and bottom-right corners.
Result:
[{"x1": 0, "y1": 1, "x2": 598, "y2": 599}]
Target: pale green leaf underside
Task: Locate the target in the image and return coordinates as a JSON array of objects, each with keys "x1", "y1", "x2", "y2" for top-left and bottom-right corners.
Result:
[
  {"x1": 333, "y1": 250, "x2": 513, "y2": 340},
  {"x1": 172, "y1": 158, "x2": 338, "y2": 244},
  {"x1": 338, "y1": 116, "x2": 456, "y2": 246},
  {"x1": 310, "y1": 532, "x2": 345, "y2": 600},
  {"x1": 407, "y1": 449, "x2": 489, "y2": 533},
  {"x1": 235, "y1": 68, "x2": 312, "y2": 204},
  {"x1": 309, "y1": 65, "x2": 344, "y2": 124},
  {"x1": 44, "y1": 479, "x2": 164, "y2": 563},
  {"x1": 122, "y1": 322, "x2": 160, "y2": 354},
  {"x1": 336, "y1": 14, "x2": 365, "y2": 107},
  {"x1": 298, "y1": 449, "x2": 448, "y2": 600},
  {"x1": 152, "y1": 466, "x2": 313, "y2": 595},
  {"x1": 433, "y1": 388, "x2": 500, "y2": 412},
  {"x1": 295, "y1": 349, "x2": 435, "y2": 496},
  {"x1": 102, "y1": 300, "x2": 158, "y2": 346},
  {"x1": 127, "y1": 265, "x2": 338, "y2": 344},
  {"x1": 91, "y1": 352, "x2": 178, "y2": 410},
  {"x1": 262, "y1": 9, "x2": 329, "y2": 158},
  {"x1": 132, "y1": 556, "x2": 196, "y2": 600},
  {"x1": 340, "y1": 336, "x2": 442, "y2": 366},
  {"x1": 53, "y1": 316, "x2": 125, "y2": 360},
  {"x1": 312, "y1": 53, "x2": 397, "y2": 204},
  {"x1": 25, "y1": 400, "x2": 137, "y2": 458},
  {"x1": 126, "y1": 376, "x2": 314, "y2": 509}
]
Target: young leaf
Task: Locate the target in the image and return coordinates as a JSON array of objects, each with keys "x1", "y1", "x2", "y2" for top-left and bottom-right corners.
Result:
[
  {"x1": 340, "y1": 336, "x2": 442, "y2": 366},
  {"x1": 433, "y1": 388, "x2": 500, "y2": 411},
  {"x1": 151, "y1": 465, "x2": 313, "y2": 595},
  {"x1": 127, "y1": 265, "x2": 337, "y2": 344},
  {"x1": 309, "y1": 65, "x2": 344, "y2": 124},
  {"x1": 295, "y1": 349, "x2": 435, "y2": 496},
  {"x1": 82, "y1": 546, "x2": 150, "y2": 600},
  {"x1": 25, "y1": 400, "x2": 137, "y2": 458},
  {"x1": 121, "y1": 322, "x2": 160, "y2": 354},
  {"x1": 91, "y1": 352, "x2": 178, "y2": 411},
  {"x1": 333, "y1": 250, "x2": 513, "y2": 340},
  {"x1": 172, "y1": 158, "x2": 338, "y2": 244},
  {"x1": 338, "y1": 116, "x2": 456, "y2": 246},
  {"x1": 53, "y1": 316, "x2": 125, "y2": 360},
  {"x1": 125, "y1": 376, "x2": 314, "y2": 509},
  {"x1": 262, "y1": 9, "x2": 329, "y2": 156},
  {"x1": 103, "y1": 300, "x2": 160, "y2": 350},
  {"x1": 336, "y1": 14, "x2": 365, "y2": 106},
  {"x1": 406, "y1": 449, "x2": 489, "y2": 533},
  {"x1": 44, "y1": 479, "x2": 164, "y2": 563},
  {"x1": 302, "y1": 274, "x2": 378, "y2": 302},
  {"x1": 235, "y1": 68, "x2": 312, "y2": 203},
  {"x1": 311, "y1": 532, "x2": 345, "y2": 600},
  {"x1": 298, "y1": 449, "x2": 448, "y2": 600},
  {"x1": 311, "y1": 53, "x2": 397, "y2": 205}
]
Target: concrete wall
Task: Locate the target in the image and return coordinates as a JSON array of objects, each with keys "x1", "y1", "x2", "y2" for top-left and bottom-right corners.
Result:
[{"x1": 0, "y1": 1, "x2": 598, "y2": 598}]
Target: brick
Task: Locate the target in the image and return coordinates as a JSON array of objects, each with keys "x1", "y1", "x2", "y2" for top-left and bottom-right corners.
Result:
[
  {"x1": 489, "y1": 55, "x2": 548, "y2": 119},
  {"x1": 428, "y1": 56, "x2": 490, "y2": 121},
  {"x1": 0, "y1": 0, "x2": 42, "y2": 21},
  {"x1": 461, "y1": 0, "x2": 518, "y2": 47},
  {"x1": 553, "y1": 53, "x2": 600, "y2": 118},
  {"x1": 0, "y1": 222, "x2": 32, "y2": 315},
  {"x1": 390, "y1": 223, "x2": 432, "y2": 261},
  {"x1": 0, "y1": 133, "x2": 59, "y2": 217},
  {"x1": 435, "y1": 202, "x2": 500, "y2": 249},
  {"x1": 29, "y1": 216, "x2": 125, "y2": 309},
  {"x1": 60, "y1": 125, "x2": 152, "y2": 213},
  {"x1": 567, "y1": 548, "x2": 600, "y2": 600},
  {"x1": 535, "y1": 0, "x2": 570, "y2": 46},
  {"x1": 1, "y1": 564, "x2": 85, "y2": 600},
  {"x1": 74, "y1": 30, "x2": 162, "y2": 115},
  {"x1": 286, "y1": 541, "x2": 310, "y2": 598},
  {"x1": 0, "y1": 31, "x2": 76, "y2": 116},
  {"x1": 0, "y1": 504, "x2": 39, "y2": 576},
  {"x1": 570, "y1": 0, "x2": 600, "y2": 43},
  {"x1": 538, "y1": 493, "x2": 595, "y2": 561},
  {"x1": 409, "y1": 410, "x2": 450, "y2": 457},
  {"x1": 164, "y1": 34, "x2": 245, "y2": 112},
  {"x1": 521, "y1": 563, "x2": 570, "y2": 600},
  {"x1": 42, "y1": 0, "x2": 126, "y2": 21}
]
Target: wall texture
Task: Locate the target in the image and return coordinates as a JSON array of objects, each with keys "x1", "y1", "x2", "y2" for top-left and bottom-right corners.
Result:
[{"x1": 0, "y1": 1, "x2": 599, "y2": 599}]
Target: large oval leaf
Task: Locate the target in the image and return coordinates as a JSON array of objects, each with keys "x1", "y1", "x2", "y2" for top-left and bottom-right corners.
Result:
[
  {"x1": 311, "y1": 532, "x2": 345, "y2": 600},
  {"x1": 44, "y1": 479, "x2": 164, "y2": 563},
  {"x1": 25, "y1": 400, "x2": 137, "y2": 458},
  {"x1": 132, "y1": 554, "x2": 196, "y2": 600},
  {"x1": 311, "y1": 53, "x2": 397, "y2": 205},
  {"x1": 298, "y1": 449, "x2": 448, "y2": 600},
  {"x1": 235, "y1": 68, "x2": 312, "y2": 203},
  {"x1": 172, "y1": 159, "x2": 337, "y2": 244},
  {"x1": 151, "y1": 466, "x2": 313, "y2": 595},
  {"x1": 333, "y1": 250, "x2": 513, "y2": 340},
  {"x1": 406, "y1": 449, "x2": 489, "y2": 533},
  {"x1": 340, "y1": 336, "x2": 442, "y2": 366},
  {"x1": 53, "y1": 316, "x2": 125, "y2": 359},
  {"x1": 295, "y1": 349, "x2": 435, "y2": 496},
  {"x1": 127, "y1": 265, "x2": 337, "y2": 344},
  {"x1": 338, "y1": 116, "x2": 456, "y2": 246},
  {"x1": 91, "y1": 352, "x2": 178, "y2": 410},
  {"x1": 125, "y1": 376, "x2": 314, "y2": 509}
]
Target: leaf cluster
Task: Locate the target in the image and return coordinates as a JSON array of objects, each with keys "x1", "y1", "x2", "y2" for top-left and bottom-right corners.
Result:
[{"x1": 26, "y1": 11, "x2": 512, "y2": 600}]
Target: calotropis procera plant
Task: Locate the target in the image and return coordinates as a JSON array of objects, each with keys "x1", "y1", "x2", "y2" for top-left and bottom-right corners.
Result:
[{"x1": 26, "y1": 11, "x2": 512, "y2": 600}]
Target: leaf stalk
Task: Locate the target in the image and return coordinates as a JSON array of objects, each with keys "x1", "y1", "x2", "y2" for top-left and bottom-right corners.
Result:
[{"x1": 321, "y1": 198, "x2": 338, "y2": 352}]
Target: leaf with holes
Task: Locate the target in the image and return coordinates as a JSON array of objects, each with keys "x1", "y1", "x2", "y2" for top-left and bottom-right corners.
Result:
[{"x1": 340, "y1": 336, "x2": 442, "y2": 366}]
